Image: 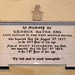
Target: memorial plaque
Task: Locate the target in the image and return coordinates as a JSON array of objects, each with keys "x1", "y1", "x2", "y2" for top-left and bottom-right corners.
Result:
[{"x1": 0, "y1": 22, "x2": 75, "y2": 69}]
